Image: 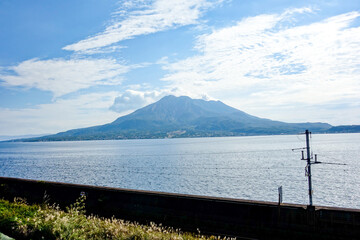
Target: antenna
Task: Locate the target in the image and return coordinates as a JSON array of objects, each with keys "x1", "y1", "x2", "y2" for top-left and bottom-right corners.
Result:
[{"x1": 294, "y1": 130, "x2": 346, "y2": 206}]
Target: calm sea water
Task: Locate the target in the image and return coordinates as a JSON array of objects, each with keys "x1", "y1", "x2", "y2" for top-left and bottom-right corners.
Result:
[{"x1": 0, "y1": 133, "x2": 359, "y2": 209}]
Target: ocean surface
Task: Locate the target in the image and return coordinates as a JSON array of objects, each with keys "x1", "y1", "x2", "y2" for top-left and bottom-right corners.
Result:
[{"x1": 0, "y1": 133, "x2": 359, "y2": 209}]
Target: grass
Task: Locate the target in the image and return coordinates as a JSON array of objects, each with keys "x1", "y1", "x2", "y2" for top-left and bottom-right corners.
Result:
[{"x1": 0, "y1": 197, "x2": 233, "y2": 240}]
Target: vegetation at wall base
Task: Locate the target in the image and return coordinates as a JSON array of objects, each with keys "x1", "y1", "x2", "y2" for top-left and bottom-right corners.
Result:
[{"x1": 0, "y1": 197, "x2": 232, "y2": 240}]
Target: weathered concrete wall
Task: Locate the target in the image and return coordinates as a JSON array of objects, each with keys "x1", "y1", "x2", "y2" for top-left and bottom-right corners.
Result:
[{"x1": 0, "y1": 177, "x2": 359, "y2": 239}]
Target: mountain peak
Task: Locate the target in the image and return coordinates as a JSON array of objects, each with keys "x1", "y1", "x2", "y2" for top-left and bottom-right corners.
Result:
[
  {"x1": 17, "y1": 95, "x2": 333, "y2": 141},
  {"x1": 124, "y1": 95, "x2": 242, "y2": 123},
  {"x1": 160, "y1": 95, "x2": 190, "y2": 100}
]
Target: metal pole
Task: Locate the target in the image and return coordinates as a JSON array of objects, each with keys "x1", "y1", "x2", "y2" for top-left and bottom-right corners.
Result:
[{"x1": 305, "y1": 130, "x2": 313, "y2": 206}]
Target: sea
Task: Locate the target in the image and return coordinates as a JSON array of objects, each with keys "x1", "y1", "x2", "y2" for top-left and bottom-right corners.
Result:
[{"x1": 0, "y1": 133, "x2": 359, "y2": 209}]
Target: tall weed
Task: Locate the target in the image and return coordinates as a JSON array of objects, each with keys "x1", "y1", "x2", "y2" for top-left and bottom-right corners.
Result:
[{"x1": 0, "y1": 197, "x2": 234, "y2": 240}]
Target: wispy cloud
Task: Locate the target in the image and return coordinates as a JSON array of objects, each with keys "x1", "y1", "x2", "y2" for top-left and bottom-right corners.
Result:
[
  {"x1": 63, "y1": 0, "x2": 222, "y2": 54},
  {"x1": 0, "y1": 92, "x2": 120, "y2": 135},
  {"x1": 0, "y1": 58, "x2": 130, "y2": 97},
  {"x1": 160, "y1": 8, "x2": 360, "y2": 122}
]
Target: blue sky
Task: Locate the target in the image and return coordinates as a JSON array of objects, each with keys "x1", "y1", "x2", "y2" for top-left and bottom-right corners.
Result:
[{"x1": 0, "y1": 0, "x2": 359, "y2": 136}]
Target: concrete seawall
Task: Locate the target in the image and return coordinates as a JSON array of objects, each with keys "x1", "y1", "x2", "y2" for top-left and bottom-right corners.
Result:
[{"x1": 0, "y1": 177, "x2": 359, "y2": 239}]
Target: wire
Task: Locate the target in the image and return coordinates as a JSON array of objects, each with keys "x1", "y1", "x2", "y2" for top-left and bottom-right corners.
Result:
[
  {"x1": 291, "y1": 147, "x2": 306, "y2": 151},
  {"x1": 296, "y1": 135, "x2": 304, "y2": 142},
  {"x1": 100, "y1": 169, "x2": 360, "y2": 184},
  {"x1": 316, "y1": 162, "x2": 347, "y2": 166},
  {"x1": 112, "y1": 149, "x2": 297, "y2": 157},
  {"x1": 314, "y1": 154, "x2": 347, "y2": 165},
  {"x1": 118, "y1": 136, "x2": 265, "y2": 147},
  {"x1": 108, "y1": 169, "x2": 310, "y2": 182},
  {"x1": 109, "y1": 165, "x2": 304, "y2": 171}
]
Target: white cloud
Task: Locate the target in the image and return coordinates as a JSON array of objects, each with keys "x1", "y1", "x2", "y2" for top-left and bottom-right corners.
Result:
[
  {"x1": 0, "y1": 92, "x2": 121, "y2": 135},
  {"x1": 0, "y1": 88, "x2": 183, "y2": 135},
  {"x1": 109, "y1": 89, "x2": 166, "y2": 112},
  {"x1": 63, "y1": 0, "x2": 222, "y2": 54},
  {"x1": 161, "y1": 8, "x2": 360, "y2": 123},
  {"x1": 0, "y1": 58, "x2": 129, "y2": 97},
  {"x1": 108, "y1": 87, "x2": 210, "y2": 113}
]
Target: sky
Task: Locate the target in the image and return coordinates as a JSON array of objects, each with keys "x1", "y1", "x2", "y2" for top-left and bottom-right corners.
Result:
[{"x1": 0, "y1": 0, "x2": 360, "y2": 137}]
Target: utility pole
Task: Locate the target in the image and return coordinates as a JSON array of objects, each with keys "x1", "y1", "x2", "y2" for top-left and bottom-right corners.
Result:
[
  {"x1": 293, "y1": 129, "x2": 314, "y2": 206},
  {"x1": 305, "y1": 130, "x2": 313, "y2": 206},
  {"x1": 293, "y1": 130, "x2": 346, "y2": 207}
]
